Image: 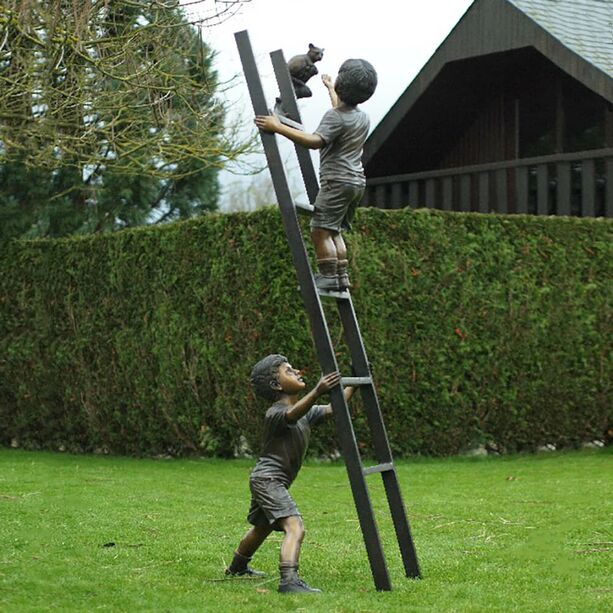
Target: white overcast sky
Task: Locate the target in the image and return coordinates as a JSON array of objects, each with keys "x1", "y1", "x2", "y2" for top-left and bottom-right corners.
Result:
[{"x1": 186, "y1": 0, "x2": 474, "y2": 207}]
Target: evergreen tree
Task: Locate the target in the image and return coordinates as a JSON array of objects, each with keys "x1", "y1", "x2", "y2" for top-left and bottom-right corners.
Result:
[{"x1": 0, "y1": 1, "x2": 249, "y2": 239}]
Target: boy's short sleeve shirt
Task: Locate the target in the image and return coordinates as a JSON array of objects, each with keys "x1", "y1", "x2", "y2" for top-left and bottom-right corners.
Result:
[
  {"x1": 250, "y1": 403, "x2": 327, "y2": 486},
  {"x1": 315, "y1": 106, "x2": 370, "y2": 186}
]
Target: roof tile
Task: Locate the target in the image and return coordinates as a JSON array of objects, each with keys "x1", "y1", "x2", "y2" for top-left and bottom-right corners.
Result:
[{"x1": 507, "y1": 0, "x2": 613, "y2": 76}]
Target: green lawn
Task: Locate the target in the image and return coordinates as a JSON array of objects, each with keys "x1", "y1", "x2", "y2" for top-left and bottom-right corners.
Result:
[{"x1": 0, "y1": 448, "x2": 611, "y2": 612}]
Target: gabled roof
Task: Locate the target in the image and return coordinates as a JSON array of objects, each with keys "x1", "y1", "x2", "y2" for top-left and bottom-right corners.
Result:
[
  {"x1": 508, "y1": 0, "x2": 613, "y2": 78},
  {"x1": 364, "y1": 0, "x2": 613, "y2": 166}
]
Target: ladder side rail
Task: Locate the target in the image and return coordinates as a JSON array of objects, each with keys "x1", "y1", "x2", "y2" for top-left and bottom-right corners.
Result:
[
  {"x1": 337, "y1": 297, "x2": 421, "y2": 579},
  {"x1": 235, "y1": 30, "x2": 391, "y2": 591},
  {"x1": 328, "y1": 386, "x2": 392, "y2": 591},
  {"x1": 337, "y1": 297, "x2": 393, "y2": 462},
  {"x1": 381, "y1": 470, "x2": 421, "y2": 578},
  {"x1": 269, "y1": 50, "x2": 320, "y2": 204},
  {"x1": 235, "y1": 31, "x2": 328, "y2": 361}
]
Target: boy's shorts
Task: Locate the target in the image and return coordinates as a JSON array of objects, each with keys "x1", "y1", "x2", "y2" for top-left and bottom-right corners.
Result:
[
  {"x1": 247, "y1": 476, "x2": 300, "y2": 531},
  {"x1": 310, "y1": 180, "x2": 364, "y2": 233}
]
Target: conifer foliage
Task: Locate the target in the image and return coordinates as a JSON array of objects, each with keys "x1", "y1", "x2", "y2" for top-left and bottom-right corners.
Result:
[{"x1": 0, "y1": 1, "x2": 251, "y2": 238}]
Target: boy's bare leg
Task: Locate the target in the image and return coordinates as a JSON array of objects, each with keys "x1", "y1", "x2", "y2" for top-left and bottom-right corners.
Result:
[
  {"x1": 277, "y1": 516, "x2": 321, "y2": 593},
  {"x1": 310, "y1": 228, "x2": 339, "y2": 291},
  {"x1": 310, "y1": 228, "x2": 337, "y2": 260},
  {"x1": 278, "y1": 515, "x2": 305, "y2": 567},
  {"x1": 333, "y1": 233, "x2": 351, "y2": 289},
  {"x1": 331, "y1": 233, "x2": 347, "y2": 260},
  {"x1": 226, "y1": 524, "x2": 272, "y2": 576},
  {"x1": 237, "y1": 524, "x2": 274, "y2": 557}
]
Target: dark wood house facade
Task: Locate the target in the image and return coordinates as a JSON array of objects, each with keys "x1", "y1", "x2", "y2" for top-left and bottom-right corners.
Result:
[{"x1": 363, "y1": 0, "x2": 613, "y2": 217}]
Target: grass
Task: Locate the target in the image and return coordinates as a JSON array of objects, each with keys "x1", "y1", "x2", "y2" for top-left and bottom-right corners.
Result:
[{"x1": 0, "y1": 447, "x2": 611, "y2": 612}]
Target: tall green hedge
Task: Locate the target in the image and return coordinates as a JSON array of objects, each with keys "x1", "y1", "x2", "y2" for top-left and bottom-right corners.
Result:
[{"x1": 0, "y1": 208, "x2": 610, "y2": 457}]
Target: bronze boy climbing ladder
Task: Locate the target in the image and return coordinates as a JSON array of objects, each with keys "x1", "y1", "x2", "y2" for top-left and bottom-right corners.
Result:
[{"x1": 235, "y1": 30, "x2": 420, "y2": 591}]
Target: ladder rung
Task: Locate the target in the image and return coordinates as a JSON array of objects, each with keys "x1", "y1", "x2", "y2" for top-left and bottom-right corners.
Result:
[
  {"x1": 317, "y1": 288, "x2": 350, "y2": 299},
  {"x1": 277, "y1": 114, "x2": 304, "y2": 131},
  {"x1": 295, "y1": 202, "x2": 315, "y2": 214},
  {"x1": 341, "y1": 377, "x2": 372, "y2": 386},
  {"x1": 363, "y1": 462, "x2": 394, "y2": 476}
]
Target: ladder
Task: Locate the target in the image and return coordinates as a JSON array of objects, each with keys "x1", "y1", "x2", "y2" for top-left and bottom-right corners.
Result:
[{"x1": 235, "y1": 30, "x2": 420, "y2": 591}]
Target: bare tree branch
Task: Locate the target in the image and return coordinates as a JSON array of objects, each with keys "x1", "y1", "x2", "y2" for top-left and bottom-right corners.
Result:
[{"x1": 0, "y1": 0, "x2": 255, "y2": 181}]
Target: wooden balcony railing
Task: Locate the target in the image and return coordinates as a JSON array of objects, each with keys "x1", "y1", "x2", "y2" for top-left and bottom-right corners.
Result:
[{"x1": 364, "y1": 148, "x2": 613, "y2": 217}]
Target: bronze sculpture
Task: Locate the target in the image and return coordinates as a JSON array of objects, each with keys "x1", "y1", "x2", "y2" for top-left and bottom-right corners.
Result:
[
  {"x1": 234, "y1": 31, "x2": 421, "y2": 590},
  {"x1": 258, "y1": 59, "x2": 378, "y2": 291},
  {"x1": 275, "y1": 44, "x2": 324, "y2": 119},
  {"x1": 288, "y1": 43, "x2": 324, "y2": 99},
  {"x1": 225, "y1": 354, "x2": 354, "y2": 593}
]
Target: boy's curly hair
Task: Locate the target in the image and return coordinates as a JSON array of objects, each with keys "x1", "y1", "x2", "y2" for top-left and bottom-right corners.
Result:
[
  {"x1": 335, "y1": 59, "x2": 377, "y2": 106},
  {"x1": 250, "y1": 354, "x2": 288, "y2": 401}
]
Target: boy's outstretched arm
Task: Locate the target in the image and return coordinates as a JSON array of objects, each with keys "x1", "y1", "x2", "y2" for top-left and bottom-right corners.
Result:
[
  {"x1": 255, "y1": 115, "x2": 324, "y2": 150},
  {"x1": 321, "y1": 74, "x2": 339, "y2": 108},
  {"x1": 285, "y1": 371, "x2": 341, "y2": 424},
  {"x1": 322, "y1": 385, "x2": 355, "y2": 418}
]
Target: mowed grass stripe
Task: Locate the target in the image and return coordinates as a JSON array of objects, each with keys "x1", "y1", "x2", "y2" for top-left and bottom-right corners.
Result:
[{"x1": 0, "y1": 448, "x2": 611, "y2": 612}]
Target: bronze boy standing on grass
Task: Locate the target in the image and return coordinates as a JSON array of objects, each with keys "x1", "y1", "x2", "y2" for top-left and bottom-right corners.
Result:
[
  {"x1": 255, "y1": 59, "x2": 378, "y2": 291},
  {"x1": 225, "y1": 354, "x2": 354, "y2": 593}
]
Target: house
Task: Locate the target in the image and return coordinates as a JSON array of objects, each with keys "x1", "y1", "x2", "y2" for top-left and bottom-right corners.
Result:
[{"x1": 363, "y1": 0, "x2": 613, "y2": 217}]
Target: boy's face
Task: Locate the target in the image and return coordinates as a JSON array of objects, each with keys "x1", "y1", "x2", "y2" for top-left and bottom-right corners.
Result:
[{"x1": 274, "y1": 362, "x2": 306, "y2": 395}]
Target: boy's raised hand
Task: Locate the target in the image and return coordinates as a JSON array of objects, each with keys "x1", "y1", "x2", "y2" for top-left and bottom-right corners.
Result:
[
  {"x1": 255, "y1": 114, "x2": 282, "y2": 133},
  {"x1": 321, "y1": 74, "x2": 334, "y2": 90},
  {"x1": 315, "y1": 371, "x2": 341, "y2": 395},
  {"x1": 321, "y1": 74, "x2": 339, "y2": 108}
]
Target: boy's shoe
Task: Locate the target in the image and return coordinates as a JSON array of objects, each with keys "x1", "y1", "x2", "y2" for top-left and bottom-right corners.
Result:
[
  {"x1": 225, "y1": 566, "x2": 266, "y2": 578},
  {"x1": 337, "y1": 272, "x2": 351, "y2": 290},
  {"x1": 314, "y1": 273, "x2": 340, "y2": 292},
  {"x1": 278, "y1": 577, "x2": 322, "y2": 593},
  {"x1": 225, "y1": 550, "x2": 266, "y2": 577},
  {"x1": 278, "y1": 563, "x2": 321, "y2": 593}
]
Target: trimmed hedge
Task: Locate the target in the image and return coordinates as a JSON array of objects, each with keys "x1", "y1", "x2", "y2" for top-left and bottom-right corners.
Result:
[{"x1": 0, "y1": 208, "x2": 611, "y2": 457}]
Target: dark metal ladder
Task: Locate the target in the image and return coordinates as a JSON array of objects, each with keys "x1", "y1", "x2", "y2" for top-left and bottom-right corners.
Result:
[{"x1": 235, "y1": 30, "x2": 420, "y2": 591}]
